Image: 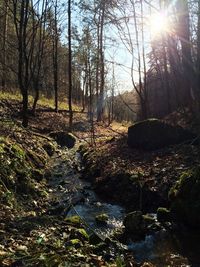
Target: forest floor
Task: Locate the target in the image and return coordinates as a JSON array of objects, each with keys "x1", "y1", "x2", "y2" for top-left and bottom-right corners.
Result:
[
  {"x1": 0, "y1": 93, "x2": 136, "y2": 267},
  {"x1": 0, "y1": 92, "x2": 199, "y2": 266},
  {"x1": 81, "y1": 128, "x2": 200, "y2": 213}
]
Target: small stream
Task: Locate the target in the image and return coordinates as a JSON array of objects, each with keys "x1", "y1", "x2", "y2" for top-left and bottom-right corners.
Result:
[
  {"x1": 53, "y1": 150, "x2": 200, "y2": 266},
  {"x1": 67, "y1": 187, "x2": 124, "y2": 239},
  {"x1": 66, "y1": 180, "x2": 200, "y2": 266}
]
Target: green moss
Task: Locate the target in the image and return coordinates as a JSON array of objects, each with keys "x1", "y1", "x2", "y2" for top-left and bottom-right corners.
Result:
[
  {"x1": 77, "y1": 228, "x2": 89, "y2": 240},
  {"x1": 169, "y1": 167, "x2": 200, "y2": 228},
  {"x1": 169, "y1": 170, "x2": 193, "y2": 201},
  {"x1": 11, "y1": 144, "x2": 25, "y2": 159},
  {"x1": 95, "y1": 213, "x2": 109, "y2": 224},
  {"x1": 157, "y1": 207, "x2": 171, "y2": 223},
  {"x1": 66, "y1": 239, "x2": 82, "y2": 248},
  {"x1": 143, "y1": 214, "x2": 155, "y2": 225},
  {"x1": 65, "y1": 216, "x2": 82, "y2": 225}
]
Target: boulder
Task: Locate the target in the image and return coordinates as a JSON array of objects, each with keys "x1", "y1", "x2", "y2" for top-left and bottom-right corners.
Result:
[
  {"x1": 127, "y1": 119, "x2": 195, "y2": 150},
  {"x1": 123, "y1": 211, "x2": 162, "y2": 240},
  {"x1": 169, "y1": 168, "x2": 200, "y2": 228},
  {"x1": 123, "y1": 211, "x2": 146, "y2": 239},
  {"x1": 49, "y1": 131, "x2": 76, "y2": 148},
  {"x1": 157, "y1": 207, "x2": 171, "y2": 223},
  {"x1": 95, "y1": 213, "x2": 109, "y2": 225}
]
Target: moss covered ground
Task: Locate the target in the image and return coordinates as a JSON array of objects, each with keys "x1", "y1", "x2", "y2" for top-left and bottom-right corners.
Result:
[{"x1": 0, "y1": 93, "x2": 139, "y2": 267}]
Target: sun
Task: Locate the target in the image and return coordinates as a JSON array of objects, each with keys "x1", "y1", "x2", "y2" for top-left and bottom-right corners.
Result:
[{"x1": 149, "y1": 12, "x2": 169, "y2": 36}]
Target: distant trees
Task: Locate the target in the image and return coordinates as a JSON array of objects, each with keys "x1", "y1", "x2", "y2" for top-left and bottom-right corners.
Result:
[
  {"x1": 1, "y1": 0, "x2": 200, "y2": 125},
  {"x1": 0, "y1": 0, "x2": 71, "y2": 126},
  {"x1": 146, "y1": 0, "x2": 200, "y2": 118},
  {"x1": 116, "y1": 0, "x2": 200, "y2": 120}
]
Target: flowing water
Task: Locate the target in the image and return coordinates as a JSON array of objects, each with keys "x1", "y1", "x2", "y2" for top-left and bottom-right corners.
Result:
[
  {"x1": 54, "y1": 151, "x2": 200, "y2": 266},
  {"x1": 67, "y1": 183, "x2": 124, "y2": 239},
  {"x1": 66, "y1": 177, "x2": 200, "y2": 266}
]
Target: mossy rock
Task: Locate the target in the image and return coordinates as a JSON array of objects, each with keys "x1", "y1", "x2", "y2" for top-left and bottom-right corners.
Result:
[
  {"x1": 169, "y1": 168, "x2": 200, "y2": 228},
  {"x1": 128, "y1": 119, "x2": 195, "y2": 150},
  {"x1": 123, "y1": 211, "x2": 161, "y2": 241},
  {"x1": 95, "y1": 213, "x2": 109, "y2": 225},
  {"x1": 66, "y1": 239, "x2": 82, "y2": 248},
  {"x1": 49, "y1": 131, "x2": 76, "y2": 148},
  {"x1": 123, "y1": 211, "x2": 146, "y2": 239},
  {"x1": 70, "y1": 228, "x2": 89, "y2": 241},
  {"x1": 0, "y1": 139, "x2": 33, "y2": 190},
  {"x1": 143, "y1": 214, "x2": 155, "y2": 225},
  {"x1": 157, "y1": 207, "x2": 171, "y2": 223},
  {"x1": 65, "y1": 216, "x2": 82, "y2": 226}
]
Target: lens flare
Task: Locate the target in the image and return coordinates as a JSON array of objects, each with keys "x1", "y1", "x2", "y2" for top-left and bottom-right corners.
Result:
[{"x1": 149, "y1": 12, "x2": 169, "y2": 37}]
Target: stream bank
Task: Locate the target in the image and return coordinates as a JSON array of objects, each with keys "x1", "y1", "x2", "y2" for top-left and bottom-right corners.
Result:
[
  {"x1": 0, "y1": 117, "x2": 138, "y2": 266},
  {"x1": 0, "y1": 97, "x2": 138, "y2": 267},
  {"x1": 1, "y1": 96, "x2": 200, "y2": 266},
  {"x1": 79, "y1": 136, "x2": 200, "y2": 266}
]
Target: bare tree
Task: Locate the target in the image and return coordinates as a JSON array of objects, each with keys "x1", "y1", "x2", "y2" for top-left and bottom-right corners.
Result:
[
  {"x1": 2, "y1": 0, "x2": 9, "y2": 90},
  {"x1": 12, "y1": 0, "x2": 31, "y2": 127},
  {"x1": 68, "y1": 0, "x2": 73, "y2": 128},
  {"x1": 176, "y1": 0, "x2": 194, "y2": 105},
  {"x1": 31, "y1": 0, "x2": 48, "y2": 114},
  {"x1": 97, "y1": 0, "x2": 106, "y2": 121}
]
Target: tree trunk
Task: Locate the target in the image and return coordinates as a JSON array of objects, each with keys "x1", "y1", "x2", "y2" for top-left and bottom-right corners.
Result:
[
  {"x1": 68, "y1": 0, "x2": 73, "y2": 128},
  {"x1": 176, "y1": 0, "x2": 194, "y2": 106},
  {"x1": 2, "y1": 0, "x2": 8, "y2": 90},
  {"x1": 97, "y1": 0, "x2": 105, "y2": 122},
  {"x1": 54, "y1": 0, "x2": 58, "y2": 112},
  {"x1": 32, "y1": 81, "x2": 39, "y2": 115},
  {"x1": 196, "y1": 0, "x2": 200, "y2": 107},
  {"x1": 22, "y1": 89, "x2": 28, "y2": 127}
]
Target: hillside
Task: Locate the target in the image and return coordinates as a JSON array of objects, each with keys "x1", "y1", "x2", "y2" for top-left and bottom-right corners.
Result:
[{"x1": 1, "y1": 93, "x2": 200, "y2": 266}]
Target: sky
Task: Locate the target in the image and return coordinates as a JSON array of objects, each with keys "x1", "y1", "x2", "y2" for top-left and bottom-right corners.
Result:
[{"x1": 41, "y1": 0, "x2": 170, "y2": 94}]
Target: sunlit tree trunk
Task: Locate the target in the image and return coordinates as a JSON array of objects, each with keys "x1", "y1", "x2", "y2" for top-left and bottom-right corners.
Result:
[
  {"x1": 97, "y1": 0, "x2": 105, "y2": 122},
  {"x1": 13, "y1": 0, "x2": 30, "y2": 127},
  {"x1": 68, "y1": 0, "x2": 73, "y2": 128},
  {"x1": 53, "y1": 0, "x2": 59, "y2": 112},
  {"x1": 31, "y1": 0, "x2": 47, "y2": 114}
]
